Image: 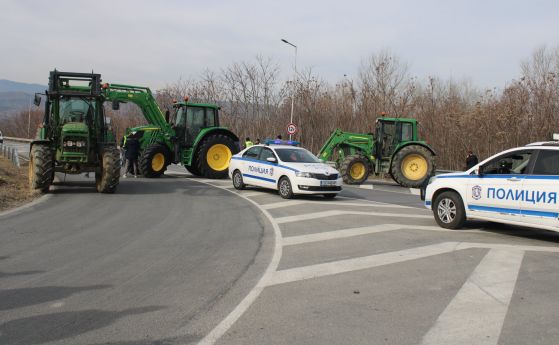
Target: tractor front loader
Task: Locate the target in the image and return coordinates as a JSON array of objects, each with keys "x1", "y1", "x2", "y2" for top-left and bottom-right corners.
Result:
[
  {"x1": 30, "y1": 71, "x2": 120, "y2": 193},
  {"x1": 104, "y1": 85, "x2": 239, "y2": 178},
  {"x1": 318, "y1": 117, "x2": 435, "y2": 188}
]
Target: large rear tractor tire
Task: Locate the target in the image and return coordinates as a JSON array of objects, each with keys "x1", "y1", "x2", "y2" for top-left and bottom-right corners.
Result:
[
  {"x1": 391, "y1": 145, "x2": 434, "y2": 188},
  {"x1": 340, "y1": 154, "x2": 370, "y2": 184},
  {"x1": 185, "y1": 165, "x2": 201, "y2": 177},
  {"x1": 29, "y1": 144, "x2": 54, "y2": 193},
  {"x1": 96, "y1": 147, "x2": 121, "y2": 193},
  {"x1": 195, "y1": 134, "x2": 238, "y2": 179},
  {"x1": 140, "y1": 144, "x2": 170, "y2": 178}
]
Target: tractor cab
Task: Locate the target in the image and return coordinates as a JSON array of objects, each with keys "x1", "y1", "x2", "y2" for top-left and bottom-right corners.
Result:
[
  {"x1": 374, "y1": 117, "x2": 417, "y2": 159},
  {"x1": 171, "y1": 101, "x2": 219, "y2": 148}
]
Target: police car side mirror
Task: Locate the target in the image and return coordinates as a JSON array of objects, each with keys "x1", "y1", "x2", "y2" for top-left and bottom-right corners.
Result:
[{"x1": 266, "y1": 157, "x2": 277, "y2": 163}]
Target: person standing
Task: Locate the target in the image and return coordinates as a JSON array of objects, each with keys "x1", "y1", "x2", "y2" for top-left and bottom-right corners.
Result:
[
  {"x1": 465, "y1": 150, "x2": 479, "y2": 170},
  {"x1": 244, "y1": 137, "x2": 254, "y2": 149},
  {"x1": 255, "y1": 138, "x2": 261, "y2": 145},
  {"x1": 123, "y1": 133, "x2": 140, "y2": 178}
]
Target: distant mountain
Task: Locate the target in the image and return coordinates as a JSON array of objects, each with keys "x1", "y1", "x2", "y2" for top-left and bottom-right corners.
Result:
[
  {"x1": 0, "y1": 79, "x2": 47, "y2": 115},
  {"x1": 0, "y1": 79, "x2": 46, "y2": 93}
]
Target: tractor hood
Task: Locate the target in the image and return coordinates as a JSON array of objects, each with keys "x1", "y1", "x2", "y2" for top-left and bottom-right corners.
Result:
[{"x1": 62, "y1": 122, "x2": 89, "y2": 136}]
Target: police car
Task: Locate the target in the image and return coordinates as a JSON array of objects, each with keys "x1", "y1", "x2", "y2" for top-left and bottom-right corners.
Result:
[
  {"x1": 228, "y1": 142, "x2": 343, "y2": 199},
  {"x1": 424, "y1": 142, "x2": 559, "y2": 231}
]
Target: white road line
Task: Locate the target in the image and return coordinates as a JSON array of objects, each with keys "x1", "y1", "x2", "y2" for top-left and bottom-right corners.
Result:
[
  {"x1": 187, "y1": 181, "x2": 284, "y2": 345},
  {"x1": 238, "y1": 191, "x2": 265, "y2": 197},
  {"x1": 275, "y1": 210, "x2": 432, "y2": 224},
  {"x1": 359, "y1": 184, "x2": 374, "y2": 190},
  {"x1": 409, "y1": 188, "x2": 421, "y2": 195},
  {"x1": 267, "y1": 242, "x2": 461, "y2": 286},
  {"x1": 282, "y1": 224, "x2": 481, "y2": 246},
  {"x1": 261, "y1": 199, "x2": 412, "y2": 210},
  {"x1": 261, "y1": 200, "x2": 308, "y2": 210},
  {"x1": 457, "y1": 242, "x2": 559, "y2": 253},
  {"x1": 283, "y1": 224, "x2": 403, "y2": 246},
  {"x1": 421, "y1": 249, "x2": 524, "y2": 345}
]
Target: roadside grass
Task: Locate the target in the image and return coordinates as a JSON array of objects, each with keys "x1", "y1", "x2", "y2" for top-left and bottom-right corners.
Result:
[{"x1": 0, "y1": 156, "x2": 38, "y2": 211}]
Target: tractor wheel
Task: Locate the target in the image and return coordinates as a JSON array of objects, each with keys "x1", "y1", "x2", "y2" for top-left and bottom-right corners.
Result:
[
  {"x1": 140, "y1": 144, "x2": 170, "y2": 178},
  {"x1": 96, "y1": 147, "x2": 121, "y2": 193},
  {"x1": 195, "y1": 134, "x2": 238, "y2": 179},
  {"x1": 340, "y1": 154, "x2": 370, "y2": 184},
  {"x1": 185, "y1": 165, "x2": 201, "y2": 176},
  {"x1": 29, "y1": 144, "x2": 54, "y2": 193},
  {"x1": 391, "y1": 145, "x2": 434, "y2": 188}
]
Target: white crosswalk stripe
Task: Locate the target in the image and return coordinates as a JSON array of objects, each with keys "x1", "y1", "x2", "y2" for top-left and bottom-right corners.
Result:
[
  {"x1": 421, "y1": 249, "x2": 524, "y2": 345},
  {"x1": 275, "y1": 210, "x2": 432, "y2": 224}
]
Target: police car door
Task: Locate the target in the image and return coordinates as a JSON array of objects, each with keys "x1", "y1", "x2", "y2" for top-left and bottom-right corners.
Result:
[
  {"x1": 241, "y1": 146, "x2": 262, "y2": 185},
  {"x1": 256, "y1": 148, "x2": 278, "y2": 187},
  {"x1": 467, "y1": 149, "x2": 533, "y2": 222},
  {"x1": 520, "y1": 149, "x2": 559, "y2": 228}
]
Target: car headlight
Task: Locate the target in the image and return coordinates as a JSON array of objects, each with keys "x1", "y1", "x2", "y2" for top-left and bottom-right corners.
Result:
[{"x1": 296, "y1": 172, "x2": 312, "y2": 178}]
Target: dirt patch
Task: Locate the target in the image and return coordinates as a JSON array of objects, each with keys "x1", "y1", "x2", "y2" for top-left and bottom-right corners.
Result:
[{"x1": 0, "y1": 157, "x2": 39, "y2": 211}]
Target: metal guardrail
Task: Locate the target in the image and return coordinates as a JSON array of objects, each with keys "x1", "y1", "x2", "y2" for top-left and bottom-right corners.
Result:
[
  {"x1": 4, "y1": 136, "x2": 33, "y2": 143},
  {"x1": 0, "y1": 143, "x2": 21, "y2": 167}
]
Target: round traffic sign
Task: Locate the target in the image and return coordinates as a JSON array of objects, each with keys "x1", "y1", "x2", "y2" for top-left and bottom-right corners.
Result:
[{"x1": 287, "y1": 123, "x2": 297, "y2": 135}]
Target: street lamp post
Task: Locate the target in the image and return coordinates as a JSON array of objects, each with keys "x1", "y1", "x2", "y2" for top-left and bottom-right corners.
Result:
[{"x1": 281, "y1": 38, "x2": 297, "y2": 140}]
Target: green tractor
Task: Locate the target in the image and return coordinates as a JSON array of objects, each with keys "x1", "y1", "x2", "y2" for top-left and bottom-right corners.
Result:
[
  {"x1": 29, "y1": 71, "x2": 120, "y2": 193},
  {"x1": 104, "y1": 85, "x2": 239, "y2": 178},
  {"x1": 318, "y1": 117, "x2": 435, "y2": 188}
]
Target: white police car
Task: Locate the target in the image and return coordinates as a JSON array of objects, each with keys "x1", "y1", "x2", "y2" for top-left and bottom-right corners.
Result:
[
  {"x1": 424, "y1": 143, "x2": 559, "y2": 231},
  {"x1": 228, "y1": 143, "x2": 343, "y2": 199}
]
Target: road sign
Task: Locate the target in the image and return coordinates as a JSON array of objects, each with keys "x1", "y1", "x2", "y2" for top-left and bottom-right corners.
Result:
[{"x1": 287, "y1": 123, "x2": 297, "y2": 135}]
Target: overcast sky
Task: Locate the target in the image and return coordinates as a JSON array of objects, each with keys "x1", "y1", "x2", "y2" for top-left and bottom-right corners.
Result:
[{"x1": 0, "y1": 0, "x2": 557, "y2": 90}]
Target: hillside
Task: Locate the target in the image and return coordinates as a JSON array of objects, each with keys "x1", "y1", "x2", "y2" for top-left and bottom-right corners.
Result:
[{"x1": 0, "y1": 79, "x2": 46, "y2": 114}]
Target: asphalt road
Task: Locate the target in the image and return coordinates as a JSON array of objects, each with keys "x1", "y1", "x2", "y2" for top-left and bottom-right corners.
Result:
[
  {"x1": 2, "y1": 162, "x2": 559, "y2": 345},
  {"x1": 0, "y1": 172, "x2": 274, "y2": 345}
]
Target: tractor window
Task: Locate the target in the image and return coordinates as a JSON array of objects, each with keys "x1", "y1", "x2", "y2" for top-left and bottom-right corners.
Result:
[
  {"x1": 59, "y1": 97, "x2": 94, "y2": 123},
  {"x1": 205, "y1": 108, "x2": 216, "y2": 127},
  {"x1": 401, "y1": 123, "x2": 413, "y2": 141},
  {"x1": 174, "y1": 107, "x2": 186, "y2": 127}
]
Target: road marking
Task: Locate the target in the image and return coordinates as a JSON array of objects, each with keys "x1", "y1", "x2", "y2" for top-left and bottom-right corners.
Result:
[
  {"x1": 421, "y1": 249, "x2": 524, "y2": 345},
  {"x1": 359, "y1": 184, "x2": 374, "y2": 190},
  {"x1": 261, "y1": 200, "x2": 308, "y2": 210},
  {"x1": 275, "y1": 210, "x2": 432, "y2": 224},
  {"x1": 267, "y1": 242, "x2": 461, "y2": 286},
  {"x1": 238, "y1": 191, "x2": 266, "y2": 197},
  {"x1": 282, "y1": 224, "x2": 482, "y2": 246},
  {"x1": 409, "y1": 188, "x2": 421, "y2": 195},
  {"x1": 283, "y1": 224, "x2": 403, "y2": 245},
  {"x1": 192, "y1": 181, "x2": 283, "y2": 345},
  {"x1": 261, "y1": 199, "x2": 412, "y2": 210}
]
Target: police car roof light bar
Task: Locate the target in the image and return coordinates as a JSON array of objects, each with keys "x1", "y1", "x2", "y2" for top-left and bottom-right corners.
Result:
[{"x1": 263, "y1": 139, "x2": 301, "y2": 146}]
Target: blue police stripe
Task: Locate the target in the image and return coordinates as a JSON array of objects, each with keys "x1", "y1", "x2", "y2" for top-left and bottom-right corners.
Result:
[
  {"x1": 231, "y1": 156, "x2": 299, "y2": 172},
  {"x1": 243, "y1": 173, "x2": 276, "y2": 183},
  {"x1": 468, "y1": 204, "x2": 559, "y2": 218},
  {"x1": 437, "y1": 174, "x2": 559, "y2": 180},
  {"x1": 425, "y1": 200, "x2": 432, "y2": 206}
]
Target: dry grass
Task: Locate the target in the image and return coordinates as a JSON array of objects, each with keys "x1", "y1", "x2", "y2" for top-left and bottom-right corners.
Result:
[{"x1": 0, "y1": 157, "x2": 38, "y2": 211}]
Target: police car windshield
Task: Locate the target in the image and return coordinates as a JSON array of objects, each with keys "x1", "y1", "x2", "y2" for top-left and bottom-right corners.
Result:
[{"x1": 275, "y1": 148, "x2": 321, "y2": 163}]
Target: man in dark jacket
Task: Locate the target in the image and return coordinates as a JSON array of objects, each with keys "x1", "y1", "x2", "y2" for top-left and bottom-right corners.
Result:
[
  {"x1": 466, "y1": 150, "x2": 479, "y2": 170},
  {"x1": 123, "y1": 133, "x2": 140, "y2": 178}
]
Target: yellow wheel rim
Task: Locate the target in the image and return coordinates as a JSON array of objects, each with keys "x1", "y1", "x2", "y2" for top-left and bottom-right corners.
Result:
[
  {"x1": 151, "y1": 153, "x2": 165, "y2": 172},
  {"x1": 207, "y1": 144, "x2": 232, "y2": 171},
  {"x1": 401, "y1": 154, "x2": 428, "y2": 181},
  {"x1": 349, "y1": 161, "x2": 366, "y2": 180}
]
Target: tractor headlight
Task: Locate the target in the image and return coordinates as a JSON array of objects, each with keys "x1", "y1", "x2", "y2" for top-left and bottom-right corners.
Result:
[
  {"x1": 296, "y1": 172, "x2": 312, "y2": 178},
  {"x1": 76, "y1": 141, "x2": 86, "y2": 147},
  {"x1": 65, "y1": 140, "x2": 74, "y2": 147}
]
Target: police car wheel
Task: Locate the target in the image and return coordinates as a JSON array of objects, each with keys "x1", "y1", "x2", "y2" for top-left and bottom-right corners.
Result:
[
  {"x1": 232, "y1": 170, "x2": 246, "y2": 190},
  {"x1": 278, "y1": 177, "x2": 294, "y2": 199},
  {"x1": 433, "y1": 191, "x2": 466, "y2": 229}
]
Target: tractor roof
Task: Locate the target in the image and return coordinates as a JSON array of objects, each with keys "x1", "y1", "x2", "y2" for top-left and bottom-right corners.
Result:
[{"x1": 174, "y1": 101, "x2": 219, "y2": 109}]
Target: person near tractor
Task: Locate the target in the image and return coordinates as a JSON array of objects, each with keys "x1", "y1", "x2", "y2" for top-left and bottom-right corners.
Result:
[
  {"x1": 245, "y1": 137, "x2": 254, "y2": 148},
  {"x1": 123, "y1": 132, "x2": 140, "y2": 178},
  {"x1": 465, "y1": 150, "x2": 479, "y2": 170},
  {"x1": 120, "y1": 135, "x2": 127, "y2": 167},
  {"x1": 255, "y1": 138, "x2": 261, "y2": 145}
]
